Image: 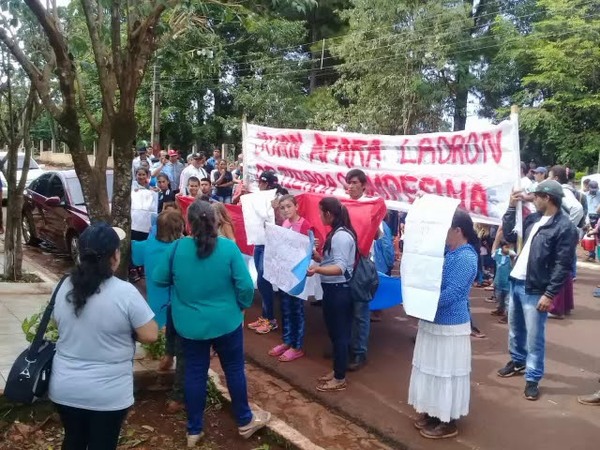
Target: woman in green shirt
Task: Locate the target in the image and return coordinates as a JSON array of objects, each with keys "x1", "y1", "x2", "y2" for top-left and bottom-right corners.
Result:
[{"x1": 153, "y1": 200, "x2": 271, "y2": 447}]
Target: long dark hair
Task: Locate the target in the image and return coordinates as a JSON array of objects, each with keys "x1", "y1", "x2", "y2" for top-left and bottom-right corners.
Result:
[
  {"x1": 451, "y1": 209, "x2": 480, "y2": 251},
  {"x1": 320, "y1": 197, "x2": 357, "y2": 253},
  {"x1": 67, "y1": 254, "x2": 114, "y2": 316},
  {"x1": 188, "y1": 199, "x2": 218, "y2": 258}
]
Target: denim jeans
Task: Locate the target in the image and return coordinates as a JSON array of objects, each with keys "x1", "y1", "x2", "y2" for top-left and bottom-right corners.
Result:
[
  {"x1": 181, "y1": 325, "x2": 252, "y2": 435},
  {"x1": 351, "y1": 300, "x2": 371, "y2": 359},
  {"x1": 495, "y1": 288, "x2": 509, "y2": 312},
  {"x1": 322, "y1": 283, "x2": 353, "y2": 380},
  {"x1": 508, "y1": 280, "x2": 548, "y2": 383},
  {"x1": 253, "y1": 245, "x2": 275, "y2": 321},
  {"x1": 281, "y1": 293, "x2": 305, "y2": 349},
  {"x1": 572, "y1": 253, "x2": 577, "y2": 278}
]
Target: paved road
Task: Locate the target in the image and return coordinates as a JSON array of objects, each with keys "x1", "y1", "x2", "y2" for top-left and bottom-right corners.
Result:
[{"x1": 242, "y1": 264, "x2": 600, "y2": 450}]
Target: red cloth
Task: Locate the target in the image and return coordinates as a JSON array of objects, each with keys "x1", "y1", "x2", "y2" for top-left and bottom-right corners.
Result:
[
  {"x1": 295, "y1": 193, "x2": 387, "y2": 256},
  {"x1": 176, "y1": 192, "x2": 387, "y2": 257},
  {"x1": 175, "y1": 195, "x2": 255, "y2": 255}
]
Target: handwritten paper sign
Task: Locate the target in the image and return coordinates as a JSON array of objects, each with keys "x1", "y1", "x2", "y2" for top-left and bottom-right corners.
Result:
[
  {"x1": 240, "y1": 189, "x2": 277, "y2": 245},
  {"x1": 400, "y1": 194, "x2": 460, "y2": 321},
  {"x1": 263, "y1": 223, "x2": 312, "y2": 294},
  {"x1": 243, "y1": 121, "x2": 519, "y2": 224},
  {"x1": 131, "y1": 189, "x2": 158, "y2": 233}
]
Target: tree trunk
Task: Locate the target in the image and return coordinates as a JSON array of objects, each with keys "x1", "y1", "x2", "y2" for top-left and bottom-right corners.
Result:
[
  {"x1": 111, "y1": 111, "x2": 137, "y2": 278},
  {"x1": 453, "y1": 67, "x2": 469, "y2": 131},
  {"x1": 4, "y1": 142, "x2": 23, "y2": 280}
]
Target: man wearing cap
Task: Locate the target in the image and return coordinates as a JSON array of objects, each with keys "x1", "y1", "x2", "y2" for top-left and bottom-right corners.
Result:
[
  {"x1": 179, "y1": 152, "x2": 208, "y2": 194},
  {"x1": 132, "y1": 146, "x2": 149, "y2": 179},
  {"x1": 153, "y1": 150, "x2": 184, "y2": 193},
  {"x1": 497, "y1": 180, "x2": 577, "y2": 401}
]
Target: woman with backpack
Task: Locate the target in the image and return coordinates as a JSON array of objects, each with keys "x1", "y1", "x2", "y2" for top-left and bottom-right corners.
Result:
[{"x1": 307, "y1": 197, "x2": 357, "y2": 392}]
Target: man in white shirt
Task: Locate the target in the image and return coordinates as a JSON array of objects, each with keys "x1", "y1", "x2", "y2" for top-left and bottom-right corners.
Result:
[
  {"x1": 179, "y1": 152, "x2": 208, "y2": 194},
  {"x1": 497, "y1": 180, "x2": 577, "y2": 401}
]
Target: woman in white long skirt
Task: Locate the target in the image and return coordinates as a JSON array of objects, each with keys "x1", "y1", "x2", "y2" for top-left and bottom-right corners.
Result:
[{"x1": 408, "y1": 209, "x2": 478, "y2": 439}]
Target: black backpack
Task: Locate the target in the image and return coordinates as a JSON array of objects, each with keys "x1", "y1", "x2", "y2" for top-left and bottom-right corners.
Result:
[
  {"x1": 4, "y1": 275, "x2": 68, "y2": 404},
  {"x1": 341, "y1": 228, "x2": 380, "y2": 302}
]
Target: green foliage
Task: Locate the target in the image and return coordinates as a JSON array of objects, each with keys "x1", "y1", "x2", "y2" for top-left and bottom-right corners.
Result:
[
  {"x1": 141, "y1": 330, "x2": 167, "y2": 360},
  {"x1": 22, "y1": 309, "x2": 59, "y2": 344}
]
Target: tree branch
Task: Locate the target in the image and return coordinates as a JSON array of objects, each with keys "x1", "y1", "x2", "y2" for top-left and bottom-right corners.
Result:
[
  {"x1": 80, "y1": 0, "x2": 116, "y2": 117},
  {"x1": 0, "y1": 27, "x2": 62, "y2": 120},
  {"x1": 111, "y1": 0, "x2": 123, "y2": 84}
]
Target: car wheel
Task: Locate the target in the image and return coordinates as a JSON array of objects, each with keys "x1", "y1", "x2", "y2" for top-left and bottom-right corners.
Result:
[
  {"x1": 68, "y1": 233, "x2": 80, "y2": 264},
  {"x1": 21, "y1": 211, "x2": 39, "y2": 246}
]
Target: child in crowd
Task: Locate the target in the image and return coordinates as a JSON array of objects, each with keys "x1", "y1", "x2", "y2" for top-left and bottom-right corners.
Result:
[
  {"x1": 213, "y1": 202, "x2": 236, "y2": 241},
  {"x1": 267, "y1": 195, "x2": 312, "y2": 361},
  {"x1": 212, "y1": 159, "x2": 234, "y2": 203},
  {"x1": 490, "y1": 240, "x2": 516, "y2": 323},
  {"x1": 186, "y1": 176, "x2": 200, "y2": 198}
]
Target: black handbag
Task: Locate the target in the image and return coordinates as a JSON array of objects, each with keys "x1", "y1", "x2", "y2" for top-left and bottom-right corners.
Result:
[{"x1": 4, "y1": 275, "x2": 68, "y2": 404}]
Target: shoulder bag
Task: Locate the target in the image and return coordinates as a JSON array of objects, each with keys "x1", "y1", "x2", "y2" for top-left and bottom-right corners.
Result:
[{"x1": 4, "y1": 274, "x2": 69, "y2": 404}]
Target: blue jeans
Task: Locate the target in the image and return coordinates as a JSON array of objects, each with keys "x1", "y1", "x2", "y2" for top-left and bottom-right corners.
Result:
[
  {"x1": 351, "y1": 300, "x2": 371, "y2": 359},
  {"x1": 281, "y1": 293, "x2": 305, "y2": 349},
  {"x1": 508, "y1": 281, "x2": 548, "y2": 383},
  {"x1": 495, "y1": 288, "x2": 509, "y2": 312},
  {"x1": 322, "y1": 283, "x2": 353, "y2": 380},
  {"x1": 253, "y1": 245, "x2": 275, "y2": 321},
  {"x1": 181, "y1": 325, "x2": 252, "y2": 435}
]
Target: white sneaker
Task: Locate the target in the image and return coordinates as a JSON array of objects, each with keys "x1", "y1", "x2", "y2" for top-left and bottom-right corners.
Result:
[
  {"x1": 238, "y1": 410, "x2": 272, "y2": 439},
  {"x1": 187, "y1": 432, "x2": 204, "y2": 448}
]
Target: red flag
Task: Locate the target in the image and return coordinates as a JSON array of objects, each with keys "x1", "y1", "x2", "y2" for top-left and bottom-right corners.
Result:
[{"x1": 295, "y1": 193, "x2": 387, "y2": 256}]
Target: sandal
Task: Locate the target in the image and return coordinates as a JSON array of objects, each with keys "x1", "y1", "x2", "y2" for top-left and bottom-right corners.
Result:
[
  {"x1": 318, "y1": 371, "x2": 334, "y2": 383},
  {"x1": 316, "y1": 378, "x2": 347, "y2": 392},
  {"x1": 268, "y1": 344, "x2": 289, "y2": 357},
  {"x1": 279, "y1": 348, "x2": 304, "y2": 362}
]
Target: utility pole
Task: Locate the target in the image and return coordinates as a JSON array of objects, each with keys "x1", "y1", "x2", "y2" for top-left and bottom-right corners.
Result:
[{"x1": 150, "y1": 62, "x2": 160, "y2": 152}]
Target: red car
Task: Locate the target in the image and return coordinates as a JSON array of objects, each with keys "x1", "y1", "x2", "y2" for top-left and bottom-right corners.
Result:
[{"x1": 22, "y1": 170, "x2": 113, "y2": 262}]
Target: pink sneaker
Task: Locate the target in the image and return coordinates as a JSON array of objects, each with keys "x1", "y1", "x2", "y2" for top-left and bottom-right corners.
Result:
[
  {"x1": 255, "y1": 320, "x2": 278, "y2": 334},
  {"x1": 279, "y1": 348, "x2": 304, "y2": 362},
  {"x1": 247, "y1": 317, "x2": 266, "y2": 330},
  {"x1": 268, "y1": 344, "x2": 289, "y2": 357}
]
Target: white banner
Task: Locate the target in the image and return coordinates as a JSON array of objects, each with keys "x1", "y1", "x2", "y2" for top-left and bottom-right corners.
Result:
[
  {"x1": 243, "y1": 121, "x2": 519, "y2": 224},
  {"x1": 240, "y1": 189, "x2": 277, "y2": 245},
  {"x1": 131, "y1": 189, "x2": 158, "y2": 233},
  {"x1": 400, "y1": 194, "x2": 460, "y2": 321}
]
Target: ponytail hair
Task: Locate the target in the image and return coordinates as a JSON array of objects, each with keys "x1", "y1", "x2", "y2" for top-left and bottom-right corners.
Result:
[
  {"x1": 187, "y1": 199, "x2": 218, "y2": 258},
  {"x1": 319, "y1": 197, "x2": 357, "y2": 253},
  {"x1": 451, "y1": 209, "x2": 479, "y2": 252},
  {"x1": 67, "y1": 253, "x2": 114, "y2": 316}
]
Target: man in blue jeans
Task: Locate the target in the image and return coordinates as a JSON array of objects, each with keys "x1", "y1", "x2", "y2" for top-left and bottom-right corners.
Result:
[{"x1": 498, "y1": 180, "x2": 577, "y2": 400}]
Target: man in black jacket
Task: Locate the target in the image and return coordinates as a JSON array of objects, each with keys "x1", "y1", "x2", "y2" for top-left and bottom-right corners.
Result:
[{"x1": 497, "y1": 180, "x2": 577, "y2": 401}]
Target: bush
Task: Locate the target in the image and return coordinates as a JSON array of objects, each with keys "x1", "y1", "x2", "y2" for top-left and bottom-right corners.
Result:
[{"x1": 22, "y1": 308, "x2": 58, "y2": 343}]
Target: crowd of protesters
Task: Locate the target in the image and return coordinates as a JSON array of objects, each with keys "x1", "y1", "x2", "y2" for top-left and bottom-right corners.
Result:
[{"x1": 45, "y1": 141, "x2": 600, "y2": 448}]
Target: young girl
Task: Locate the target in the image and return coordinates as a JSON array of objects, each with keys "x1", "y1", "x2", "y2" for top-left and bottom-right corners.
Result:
[
  {"x1": 267, "y1": 195, "x2": 312, "y2": 361},
  {"x1": 307, "y1": 197, "x2": 357, "y2": 392},
  {"x1": 211, "y1": 159, "x2": 234, "y2": 203},
  {"x1": 212, "y1": 202, "x2": 236, "y2": 242},
  {"x1": 157, "y1": 173, "x2": 176, "y2": 212}
]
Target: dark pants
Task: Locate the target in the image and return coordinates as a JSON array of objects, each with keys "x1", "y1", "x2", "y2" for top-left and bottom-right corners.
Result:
[
  {"x1": 254, "y1": 245, "x2": 275, "y2": 321},
  {"x1": 281, "y1": 293, "x2": 305, "y2": 349},
  {"x1": 165, "y1": 306, "x2": 185, "y2": 402},
  {"x1": 322, "y1": 283, "x2": 353, "y2": 380},
  {"x1": 182, "y1": 325, "x2": 252, "y2": 435},
  {"x1": 54, "y1": 403, "x2": 128, "y2": 450}
]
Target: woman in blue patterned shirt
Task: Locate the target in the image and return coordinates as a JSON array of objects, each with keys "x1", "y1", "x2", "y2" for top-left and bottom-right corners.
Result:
[{"x1": 408, "y1": 209, "x2": 479, "y2": 440}]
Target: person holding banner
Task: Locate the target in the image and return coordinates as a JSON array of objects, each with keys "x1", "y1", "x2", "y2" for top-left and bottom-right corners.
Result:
[
  {"x1": 408, "y1": 209, "x2": 478, "y2": 439},
  {"x1": 267, "y1": 195, "x2": 313, "y2": 362},
  {"x1": 497, "y1": 180, "x2": 577, "y2": 401},
  {"x1": 307, "y1": 197, "x2": 357, "y2": 392}
]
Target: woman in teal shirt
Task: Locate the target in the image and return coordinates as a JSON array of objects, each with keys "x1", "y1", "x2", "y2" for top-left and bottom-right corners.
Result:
[{"x1": 153, "y1": 199, "x2": 270, "y2": 447}]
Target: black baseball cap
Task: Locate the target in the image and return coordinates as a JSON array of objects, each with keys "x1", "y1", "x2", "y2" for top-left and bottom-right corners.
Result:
[
  {"x1": 79, "y1": 222, "x2": 126, "y2": 261},
  {"x1": 259, "y1": 171, "x2": 278, "y2": 187},
  {"x1": 533, "y1": 180, "x2": 564, "y2": 199}
]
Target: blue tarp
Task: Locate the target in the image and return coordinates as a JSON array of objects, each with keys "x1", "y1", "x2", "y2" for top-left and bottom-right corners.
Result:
[{"x1": 370, "y1": 273, "x2": 402, "y2": 311}]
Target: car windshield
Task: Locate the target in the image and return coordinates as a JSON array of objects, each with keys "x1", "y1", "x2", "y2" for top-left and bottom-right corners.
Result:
[{"x1": 66, "y1": 173, "x2": 114, "y2": 206}]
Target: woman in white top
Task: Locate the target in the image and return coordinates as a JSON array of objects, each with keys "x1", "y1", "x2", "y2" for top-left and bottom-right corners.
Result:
[{"x1": 49, "y1": 223, "x2": 158, "y2": 450}]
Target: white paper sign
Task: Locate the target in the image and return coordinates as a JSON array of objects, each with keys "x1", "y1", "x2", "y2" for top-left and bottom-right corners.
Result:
[
  {"x1": 263, "y1": 223, "x2": 309, "y2": 293},
  {"x1": 131, "y1": 189, "x2": 158, "y2": 233},
  {"x1": 240, "y1": 189, "x2": 277, "y2": 245},
  {"x1": 400, "y1": 194, "x2": 460, "y2": 321}
]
